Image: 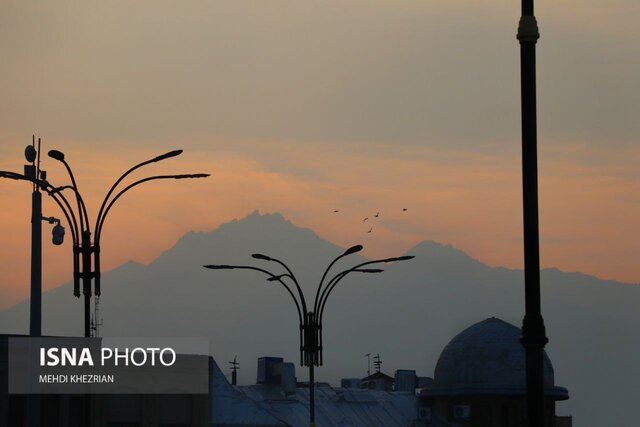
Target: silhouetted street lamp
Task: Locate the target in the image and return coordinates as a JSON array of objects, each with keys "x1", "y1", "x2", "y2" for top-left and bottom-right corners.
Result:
[
  {"x1": 204, "y1": 245, "x2": 413, "y2": 427},
  {"x1": 1, "y1": 146, "x2": 209, "y2": 338},
  {"x1": 517, "y1": 0, "x2": 548, "y2": 425}
]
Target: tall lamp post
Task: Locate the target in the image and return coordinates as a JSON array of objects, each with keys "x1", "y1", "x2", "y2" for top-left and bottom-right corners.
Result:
[
  {"x1": 0, "y1": 147, "x2": 209, "y2": 337},
  {"x1": 517, "y1": 0, "x2": 548, "y2": 425},
  {"x1": 204, "y1": 245, "x2": 413, "y2": 426}
]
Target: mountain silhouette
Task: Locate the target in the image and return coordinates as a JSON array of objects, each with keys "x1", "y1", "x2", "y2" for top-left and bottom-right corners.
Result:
[{"x1": 0, "y1": 210, "x2": 638, "y2": 427}]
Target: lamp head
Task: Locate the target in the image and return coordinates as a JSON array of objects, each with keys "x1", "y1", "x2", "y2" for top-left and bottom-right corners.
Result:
[
  {"x1": 384, "y1": 255, "x2": 415, "y2": 263},
  {"x1": 251, "y1": 253, "x2": 271, "y2": 261},
  {"x1": 343, "y1": 244, "x2": 363, "y2": 256},
  {"x1": 153, "y1": 150, "x2": 183, "y2": 162},
  {"x1": 203, "y1": 264, "x2": 235, "y2": 270},
  {"x1": 48, "y1": 150, "x2": 65, "y2": 161},
  {"x1": 173, "y1": 173, "x2": 210, "y2": 179}
]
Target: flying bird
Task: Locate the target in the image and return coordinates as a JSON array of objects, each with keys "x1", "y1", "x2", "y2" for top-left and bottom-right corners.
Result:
[
  {"x1": 367, "y1": 227, "x2": 373, "y2": 233},
  {"x1": 363, "y1": 217, "x2": 369, "y2": 223},
  {"x1": 402, "y1": 208, "x2": 408, "y2": 212},
  {"x1": 374, "y1": 212, "x2": 380, "y2": 218},
  {"x1": 333, "y1": 210, "x2": 339, "y2": 213}
]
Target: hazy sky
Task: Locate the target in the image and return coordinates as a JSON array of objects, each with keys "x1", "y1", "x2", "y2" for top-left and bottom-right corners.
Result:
[{"x1": 1, "y1": 1, "x2": 638, "y2": 308}]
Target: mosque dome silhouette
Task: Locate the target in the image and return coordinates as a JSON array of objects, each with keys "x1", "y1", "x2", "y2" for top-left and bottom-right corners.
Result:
[{"x1": 428, "y1": 317, "x2": 568, "y2": 399}]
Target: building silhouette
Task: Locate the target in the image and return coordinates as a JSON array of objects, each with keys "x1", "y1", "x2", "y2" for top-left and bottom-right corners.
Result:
[
  {"x1": 419, "y1": 318, "x2": 571, "y2": 427},
  {"x1": 1, "y1": 317, "x2": 571, "y2": 426}
]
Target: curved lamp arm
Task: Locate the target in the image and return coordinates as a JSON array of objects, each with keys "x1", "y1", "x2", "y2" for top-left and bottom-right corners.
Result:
[
  {"x1": 41, "y1": 185, "x2": 80, "y2": 246},
  {"x1": 0, "y1": 171, "x2": 80, "y2": 245},
  {"x1": 318, "y1": 255, "x2": 414, "y2": 323},
  {"x1": 313, "y1": 244, "x2": 363, "y2": 315},
  {"x1": 41, "y1": 184, "x2": 85, "y2": 297},
  {"x1": 317, "y1": 259, "x2": 388, "y2": 321},
  {"x1": 203, "y1": 264, "x2": 303, "y2": 326},
  {"x1": 1, "y1": 170, "x2": 84, "y2": 296},
  {"x1": 47, "y1": 152, "x2": 90, "y2": 234},
  {"x1": 95, "y1": 173, "x2": 209, "y2": 243},
  {"x1": 49, "y1": 184, "x2": 89, "y2": 237},
  {"x1": 252, "y1": 254, "x2": 308, "y2": 316},
  {"x1": 95, "y1": 150, "x2": 183, "y2": 236},
  {"x1": 47, "y1": 185, "x2": 81, "y2": 243},
  {"x1": 318, "y1": 268, "x2": 383, "y2": 325}
]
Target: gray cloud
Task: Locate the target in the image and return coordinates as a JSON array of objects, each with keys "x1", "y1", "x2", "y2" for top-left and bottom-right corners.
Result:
[{"x1": 1, "y1": 1, "x2": 637, "y2": 149}]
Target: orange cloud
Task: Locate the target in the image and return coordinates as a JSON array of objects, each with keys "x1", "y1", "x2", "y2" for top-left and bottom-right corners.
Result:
[{"x1": 0, "y1": 138, "x2": 638, "y2": 309}]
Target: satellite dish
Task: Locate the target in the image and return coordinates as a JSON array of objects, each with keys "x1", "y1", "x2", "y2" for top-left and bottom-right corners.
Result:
[{"x1": 25, "y1": 145, "x2": 37, "y2": 163}]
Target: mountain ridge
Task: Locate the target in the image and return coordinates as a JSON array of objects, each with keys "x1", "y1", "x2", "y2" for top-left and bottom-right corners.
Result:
[
  {"x1": 5, "y1": 210, "x2": 634, "y2": 313},
  {"x1": 0, "y1": 211, "x2": 638, "y2": 426}
]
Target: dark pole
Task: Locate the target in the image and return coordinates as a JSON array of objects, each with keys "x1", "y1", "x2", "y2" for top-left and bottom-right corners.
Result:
[
  {"x1": 306, "y1": 311, "x2": 317, "y2": 427},
  {"x1": 518, "y1": 1, "x2": 548, "y2": 426},
  {"x1": 309, "y1": 361, "x2": 315, "y2": 426},
  {"x1": 82, "y1": 230, "x2": 92, "y2": 337},
  {"x1": 28, "y1": 182, "x2": 42, "y2": 427},
  {"x1": 24, "y1": 136, "x2": 43, "y2": 427},
  {"x1": 30, "y1": 189, "x2": 42, "y2": 337},
  {"x1": 27, "y1": 136, "x2": 43, "y2": 337}
]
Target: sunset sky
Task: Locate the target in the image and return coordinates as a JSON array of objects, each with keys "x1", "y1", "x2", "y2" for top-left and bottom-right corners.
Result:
[{"x1": 1, "y1": 1, "x2": 638, "y2": 309}]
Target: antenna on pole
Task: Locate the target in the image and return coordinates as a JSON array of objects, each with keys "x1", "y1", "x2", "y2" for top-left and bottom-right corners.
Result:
[
  {"x1": 373, "y1": 353, "x2": 382, "y2": 373},
  {"x1": 31, "y1": 135, "x2": 37, "y2": 192},
  {"x1": 36, "y1": 138, "x2": 42, "y2": 182},
  {"x1": 229, "y1": 356, "x2": 239, "y2": 386},
  {"x1": 90, "y1": 295, "x2": 103, "y2": 337},
  {"x1": 364, "y1": 353, "x2": 371, "y2": 376}
]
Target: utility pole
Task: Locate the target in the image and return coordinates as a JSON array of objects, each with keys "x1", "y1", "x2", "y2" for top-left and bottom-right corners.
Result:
[
  {"x1": 364, "y1": 353, "x2": 371, "y2": 376},
  {"x1": 229, "y1": 356, "x2": 239, "y2": 386},
  {"x1": 25, "y1": 135, "x2": 42, "y2": 427},
  {"x1": 373, "y1": 353, "x2": 382, "y2": 373},
  {"x1": 25, "y1": 136, "x2": 43, "y2": 337}
]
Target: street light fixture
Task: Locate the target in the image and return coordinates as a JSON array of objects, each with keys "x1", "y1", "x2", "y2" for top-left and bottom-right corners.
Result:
[
  {"x1": 204, "y1": 246, "x2": 413, "y2": 426},
  {"x1": 1, "y1": 144, "x2": 210, "y2": 338},
  {"x1": 47, "y1": 149, "x2": 209, "y2": 336}
]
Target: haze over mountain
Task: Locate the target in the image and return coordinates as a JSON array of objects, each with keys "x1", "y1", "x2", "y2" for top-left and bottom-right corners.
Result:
[{"x1": 1, "y1": 211, "x2": 638, "y2": 426}]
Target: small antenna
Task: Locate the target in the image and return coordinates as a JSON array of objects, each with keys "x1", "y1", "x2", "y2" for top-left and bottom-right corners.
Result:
[
  {"x1": 229, "y1": 356, "x2": 239, "y2": 385},
  {"x1": 373, "y1": 353, "x2": 382, "y2": 373},
  {"x1": 36, "y1": 138, "x2": 42, "y2": 187},
  {"x1": 31, "y1": 135, "x2": 37, "y2": 192},
  {"x1": 90, "y1": 295, "x2": 103, "y2": 337},
  {"x1": 33, "y1": 138, "x2": 42, "y2": 192},
  {"x1": 364, "y1": 353, "x2": 371, "y2": 376}
]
